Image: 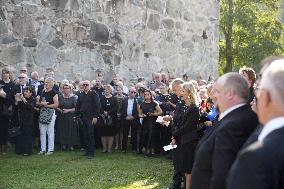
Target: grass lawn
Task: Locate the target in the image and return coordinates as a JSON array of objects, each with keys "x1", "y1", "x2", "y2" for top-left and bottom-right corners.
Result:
[{"x1": 0, "y1": 149, "x2": 173, "y2": 189}]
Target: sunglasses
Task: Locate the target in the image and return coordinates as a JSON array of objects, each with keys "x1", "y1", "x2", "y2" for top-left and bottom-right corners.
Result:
[
  {"x1": 83, "y1": 84, "x2": 89, "y2": 86},
  {"x1": 130, "y1": 91, "x2": 136, "y2": 94},
  {"x1": 18, "y1": 77, "x2": 25, "y2": 79}
]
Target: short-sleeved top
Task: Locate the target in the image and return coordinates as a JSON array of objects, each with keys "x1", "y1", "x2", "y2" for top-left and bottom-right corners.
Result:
[
  {"x1": 41, "y1": 89, "x2": 58, "y2": 104},
  {"x1": 140, "y1": 101, "x2": 158, "y2": 115}
]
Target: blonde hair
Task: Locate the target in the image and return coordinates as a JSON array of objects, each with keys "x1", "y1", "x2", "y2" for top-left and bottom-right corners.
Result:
[{"x1": 181, "y1": 81, "x2": 198, "y2": 105}]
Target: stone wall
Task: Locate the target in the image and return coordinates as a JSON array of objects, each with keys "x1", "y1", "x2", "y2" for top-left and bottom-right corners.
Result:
[{"x1": 0, "y1": 0, "x2": 219, "y2": 83}]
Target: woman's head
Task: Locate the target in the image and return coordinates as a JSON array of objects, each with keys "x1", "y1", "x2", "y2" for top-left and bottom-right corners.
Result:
[
  {"x1": 1, "y1": 68, "x2": 13, "y2": 80},
  {"x1": 23, "y1": 86, "x2": 33, "y2": 98},
  {"x1": 104, "y1": 84, "x2": 113, "y2": 95},
  {"x1": 180, "y1": 82, "x2": 197, "y2": 104},
  {"x1": 44, "y1": 77, "x2": 55, "y2": 90},
  {"x1": 62, "y1": 83, "x2": 73, "y2": 95},
  {"x1": 116, "y1": 85, "x2": 123, "y2": 95},
  {"x1": 143, "y1": 89, "x2": 153, "y2": 101}
]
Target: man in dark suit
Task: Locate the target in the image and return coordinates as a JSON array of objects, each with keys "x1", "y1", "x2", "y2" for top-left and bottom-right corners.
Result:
[
  {"x1": 227, "y1": 60, "x2": 284, "y2": 189},
  {"x1": 121, "y1": 87, "x2": 139, "y2": 152},
  {"x1": 190, "y1": 73, "x2": 259, "y2": 189}
]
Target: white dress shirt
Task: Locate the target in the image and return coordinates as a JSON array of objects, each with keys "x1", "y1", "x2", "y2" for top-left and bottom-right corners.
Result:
[
  {"x1": 258, "y1": 116, "x2": 284, "y2": 142},
  {"x1": 219, "y1": 103, "x2": 246, "y2": 121},
  {"x1": 127, "y1": 98, "x2": 134, "y2": 116}
]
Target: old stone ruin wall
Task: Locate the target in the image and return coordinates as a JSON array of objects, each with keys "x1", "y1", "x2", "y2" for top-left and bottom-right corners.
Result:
[{"x1": 0, "y1": 0, "x2": 219, "y2": 83}]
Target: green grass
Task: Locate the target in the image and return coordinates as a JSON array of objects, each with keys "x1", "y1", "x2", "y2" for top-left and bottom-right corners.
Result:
[{"x1": 0, "y1": 149, "x2": 173, "y2": 189}]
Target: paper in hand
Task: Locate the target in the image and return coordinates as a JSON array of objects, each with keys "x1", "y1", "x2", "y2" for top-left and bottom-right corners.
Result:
[{"x1": 163, "y1": 144, "x2": 177, "y2": 151}]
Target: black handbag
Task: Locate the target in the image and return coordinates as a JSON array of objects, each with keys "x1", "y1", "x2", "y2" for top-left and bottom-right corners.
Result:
[{"x1": 8, "y1": 126, "x2": 21, "y2": 138}]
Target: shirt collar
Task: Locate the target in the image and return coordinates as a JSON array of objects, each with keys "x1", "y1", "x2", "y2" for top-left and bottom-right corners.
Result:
[
  {"x1": 258, "y1": 116, "x2": 284, "y2": 142},
  {"x1": 219, "y1": 103, "x2": 246, "y2": 121}
]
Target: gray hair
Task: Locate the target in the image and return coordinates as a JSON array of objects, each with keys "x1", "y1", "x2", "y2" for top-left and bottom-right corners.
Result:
[
  {"x1": 169, "y1": 78, "x2": 184, "y2": 90},
  {"x1": 221, "y1": 72, "x2": 249, "y2": 100},
  {"x1": 260, "y1": 60, "x2": 284, "y2": 106}
]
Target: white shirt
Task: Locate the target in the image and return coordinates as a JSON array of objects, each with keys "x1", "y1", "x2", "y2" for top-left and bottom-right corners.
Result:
[
  {"x1": 219, "y1": 103, "x2": 246, "y2": 121},
  {"x1": 258, "y1": 116, "x2": 284, "y2": 142},
  {"x1": 127, "y1": 98, "x2": 134, "y2": 116}
]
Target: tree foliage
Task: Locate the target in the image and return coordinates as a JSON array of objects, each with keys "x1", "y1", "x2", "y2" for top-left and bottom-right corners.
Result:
[{"x1": 219, "y1": 0, "x2": 284, "y2": 74}]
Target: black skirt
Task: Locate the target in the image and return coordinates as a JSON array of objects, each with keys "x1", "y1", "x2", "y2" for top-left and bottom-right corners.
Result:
[{"x1": 180, "y1": 141, "x2": 197, "y2": 174}]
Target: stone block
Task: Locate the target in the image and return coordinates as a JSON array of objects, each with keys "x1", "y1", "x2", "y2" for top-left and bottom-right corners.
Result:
[
  {"x1": 0, "y1": 45, "x2": 25, "y2": 65},
  {"x1": 0, "y1": 36, "x2": 17, "y2": 44},
  {"x1": 146, "y1": 0, "x2": 164, "y2": 13},
  {"x1": 12, "y1": 15, "x2": 36, "y2": 38},
  {"x1": 162, "y1": 19, "x2": 174, "y2": 29},
  {"x1": 182, "y1": 40, "x2": 194, "y2": 49},
  {"x1": 34, "y1": 44, "x2": 57, "y2": 67},
  {"x1": 47, "y1": 0, "x2": 68, "y2": 10},
  {"x1": 90, "y1": 22, "x2": 109, "y2": 44},
  {"x1": 0, "y1": 21, "x2": 8, "y2": 36},
  {"x1": 23, "y1": 38, "x2": 38, "y2": 47},
  {"x1": 147, "y1": 14, "x2": 160, "y2": 30},
  {"x1": 49, "y1": 39, "x2": 64, "y2": 48}
]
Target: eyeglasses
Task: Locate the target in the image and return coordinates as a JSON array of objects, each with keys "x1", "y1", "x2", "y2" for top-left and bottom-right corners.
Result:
[
  {"x1": 83, "y1": 84, "x2": 89, "y2": 86},
  {"x1": 20, "y1": 70, "x2": 27, "y2": 72},
  {"x1": 130, "y1": 91, "x2": 136, "y2": 94}
]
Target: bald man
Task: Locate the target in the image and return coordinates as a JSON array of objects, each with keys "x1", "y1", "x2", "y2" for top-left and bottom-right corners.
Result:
[
  {"x1": 190, "y1": 73, "x2": 258, "y2": 189},
  {"x1": 227, "y1": 61, "x2": 284, "y2": 189}
]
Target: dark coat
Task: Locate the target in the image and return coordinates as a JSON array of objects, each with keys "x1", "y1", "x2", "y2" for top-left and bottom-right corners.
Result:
[
  {"x1": 190, "y1": 104, "x2": 259, "y2": 189},
  {"x1": 172, "y1": 105, "x2": 199, "y2": 145},
  {"x1": 227, "y1": 126, "x2": 284, "y2": 189},
  {"x1": 121, "y1": 97, "x2": 139, "y2": 120}
]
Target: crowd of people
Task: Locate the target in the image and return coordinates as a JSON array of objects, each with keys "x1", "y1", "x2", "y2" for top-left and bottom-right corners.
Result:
[{"x1": 0, "y1": 56, "x2": 283, "y2": 189}]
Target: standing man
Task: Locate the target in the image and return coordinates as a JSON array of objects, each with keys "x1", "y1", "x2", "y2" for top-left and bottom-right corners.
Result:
[
  {"x1": 227, "y1": 60, "x2": 284, "y2": 189},
  {"x1": 190, "y1": 73, "x2": 258, "y2": 189},
  {"x1": 76, "y1": 80, "x2": 100, "y2": 159},
  {"x1": 121, "y1": 87, "x2": 139, "y2": 152}
]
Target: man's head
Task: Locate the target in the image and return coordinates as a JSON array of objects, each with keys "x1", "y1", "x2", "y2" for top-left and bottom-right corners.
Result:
[
  {"x1": 239, "y1": 66, "x2": 256, "y2": 88},
  {"x1": 19, "y1": 66, "x2": 27, "y2": 74},
  {"x1": 30, "y1": 71, "x2": 39, "y2": 81},
  {"x1": 257, "y1": 60, "x2": 284, "y2": 125},
  {"x1": 169, "y1": 78, "x2": 184, "y2": 97},
  {"x1": 18, "y1": 73, "x2": 28, "y2": 85},
  {"x1": 153, "y1": 73, "x2": 162, "y2": 83},
  {"x1": 215, "y1": 73, "x2": 248, "y2": 113},
  {"x1": 83, "y1": 80, "x2": 91, "y2": 92},
  {"x1": 128, "y1": 87, "x2": 137, "y2": 99}
]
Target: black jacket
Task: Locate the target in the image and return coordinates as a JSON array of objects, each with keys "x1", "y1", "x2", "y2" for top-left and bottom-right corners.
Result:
[
  {"x1": 172, "y1": 105, "x2": 199, "y2": 145},
  {"x1": 121, "y1": 97, "x2": 138, "y2": 120},
  {"x1": 227, "y1": 126, "x2": 284, "y2": 189},
  {"x1": 190, "y1": 104, "x2": 258, "y2": 189}
]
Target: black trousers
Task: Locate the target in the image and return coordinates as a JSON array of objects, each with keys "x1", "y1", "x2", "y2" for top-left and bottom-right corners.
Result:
[
  {"x1": 0, "y1": 116, "x2": 9, "y2": 145},
  {"x1": 122, "y1": 119, "x2": 138, "y2": 151},
  {"x1": 82, "y1": 115, "x2": 95, "y2": 157}
]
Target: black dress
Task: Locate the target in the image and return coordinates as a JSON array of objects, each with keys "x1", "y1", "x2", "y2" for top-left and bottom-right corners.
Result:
[
  {"x1": 99, "y1": 96, "x2": 117, "y2": 136},
  {"x1": 0, "y1": 80, "x2": 15, "y2": 145},
  {"x1": 172, "y1": 104, "x2": 199, "y2": 174},
  {"x1": 15, "y1": 96, "x2": 35, "y2": 155},
  {"x1": 56, "y1": 95, "x2": 79, "y2": 147},
  {"x1": 140, "y1": 101, "x2": 159, "y2": 150}
]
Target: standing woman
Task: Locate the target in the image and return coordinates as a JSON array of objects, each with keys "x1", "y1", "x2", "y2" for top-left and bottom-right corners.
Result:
[
  {"x1": 0, "y1": 68, "x2": 15, "y2": 154},
  {"x1": 99, "y1": 85, "x2": 117, "y2": 153},
  {"x1": 139, "y1": 89, "x2": 162, "y2": 157},
  {"x1": 37, "y1": 77, "x2": 59, "y2": 155},
  {"x1": 56, "y1": 83, "x2": 79, "y2": 151},
  {"x1": 171, "y1": 82, "x2": 199, "y2": 189},
  {"x1": 114, "y1": 86, "x2": 125, "y2": 150},
  {"x1": 14, "y1": 86, "x2": 35, "y2": 155}
]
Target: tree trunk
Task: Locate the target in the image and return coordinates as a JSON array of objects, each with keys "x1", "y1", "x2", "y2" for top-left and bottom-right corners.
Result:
[{"x1": 224, "y1": 0, "x2": 234, "y2": 73}]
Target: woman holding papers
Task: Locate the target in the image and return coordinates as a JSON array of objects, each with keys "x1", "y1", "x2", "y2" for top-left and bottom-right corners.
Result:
[{"x1": 171, "y1": 82, "x2": 200, "y2": 189}]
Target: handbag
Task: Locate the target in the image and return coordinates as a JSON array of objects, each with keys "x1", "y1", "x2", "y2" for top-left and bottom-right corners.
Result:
[
  {"x1": 100, "y1": 114, "x2": 113, "y2": 126},
  {"x1": 39, "y1": 107, "x2": 54, "y2": 125},
  {"x1": 8, "y1": 126, "x2": 21, "y2": 138}
]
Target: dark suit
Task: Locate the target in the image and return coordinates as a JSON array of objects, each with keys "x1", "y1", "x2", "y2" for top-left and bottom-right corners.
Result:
[
  {"x1": 121, "y1": 97, "x2": 139, "y2": 151},
  {"x1": 190, "y1": 104, "x2": 258, "y2": 189},
  {"x1": 227, "y1": 126, "x2": 284, "y2": 189}
]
